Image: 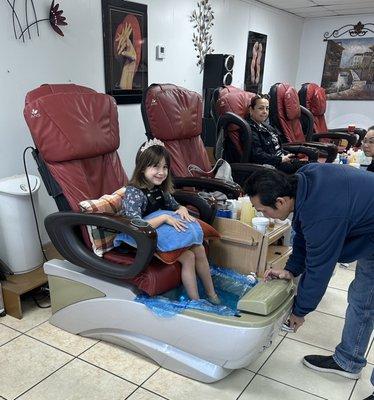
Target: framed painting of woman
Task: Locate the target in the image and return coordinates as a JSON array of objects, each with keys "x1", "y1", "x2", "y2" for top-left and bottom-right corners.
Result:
[{"x1": 102, "y1": 0, "x2": 148, "y2": 104}]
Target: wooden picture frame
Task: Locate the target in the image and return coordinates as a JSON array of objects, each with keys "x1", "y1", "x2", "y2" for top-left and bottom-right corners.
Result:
[{"x1": 102, "y1": 0, "x2": 148, "y2": 104}]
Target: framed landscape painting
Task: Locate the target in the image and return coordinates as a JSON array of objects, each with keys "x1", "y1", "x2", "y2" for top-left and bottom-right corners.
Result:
[{"x1": 321, "y1": 38, "x2": 374, "y2": 100}]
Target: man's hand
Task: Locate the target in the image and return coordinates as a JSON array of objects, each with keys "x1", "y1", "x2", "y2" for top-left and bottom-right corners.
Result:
[
  {"x1": 264, "y1": 268, "x2": 294, "y2": 282},
  {"x1": 289, "y1": 313, "x2": 305, "y2": 332}
]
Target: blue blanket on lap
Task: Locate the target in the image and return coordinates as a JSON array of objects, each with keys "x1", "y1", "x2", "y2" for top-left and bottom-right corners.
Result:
[{"x1": 114, "y1": 210, "x2": 203, "y2": 252}]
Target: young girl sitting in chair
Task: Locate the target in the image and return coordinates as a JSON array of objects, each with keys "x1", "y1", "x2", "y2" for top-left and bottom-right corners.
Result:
[{"x1": 123, "y1": 139, "x2": 220, "y2": 304}]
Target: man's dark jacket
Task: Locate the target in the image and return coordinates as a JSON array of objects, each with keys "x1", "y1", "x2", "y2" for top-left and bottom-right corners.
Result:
[{"x1": 285, "y1": 163, "x2": 374, "y2": 317}]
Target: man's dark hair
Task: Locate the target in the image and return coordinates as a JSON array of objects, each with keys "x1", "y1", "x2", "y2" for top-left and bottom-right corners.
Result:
[
  {"x1": 367, "y1": 125, "x2": 374, "y2": 131},
  {"x1": 243, "y1": 168, "x2": 298, "y2": 208}
]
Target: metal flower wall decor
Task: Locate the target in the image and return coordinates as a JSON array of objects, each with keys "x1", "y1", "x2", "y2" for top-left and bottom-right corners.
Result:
[
  {"x1": 5, "y1": 0, "x2": 68, "y2": 42},
  {"x1": 190, "y1": 0, "x2": 214, "y2": 73}
]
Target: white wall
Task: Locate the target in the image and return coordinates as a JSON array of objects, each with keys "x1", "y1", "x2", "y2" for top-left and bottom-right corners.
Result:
[
  {"x1": 296, "y1": 15, "x2": 374, "y2": 129},
  {"x1": 0, "y1": 0, "x2": 303, "y2": 242}
]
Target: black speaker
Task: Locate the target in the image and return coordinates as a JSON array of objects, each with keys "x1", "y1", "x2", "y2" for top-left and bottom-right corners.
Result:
[
  {"x1": 202, "y1": 117, "x2": 217, "y2": 147},
  {"x1": 203, "y1": 88, "x2": 215, "y2": 118},
  {"x1": 202, "y1": 54, "x2": 234, "y2": 89}
]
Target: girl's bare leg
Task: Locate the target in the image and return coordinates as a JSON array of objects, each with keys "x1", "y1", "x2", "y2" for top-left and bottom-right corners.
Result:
[
  {"x1": 178, "y1": 250, "x2": 199, "y2": 300},
  {"x1": 191, "y1": 245, "x2": 217, "y2": 298}
]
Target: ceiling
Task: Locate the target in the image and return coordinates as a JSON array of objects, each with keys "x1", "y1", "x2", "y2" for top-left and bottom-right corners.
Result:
[{"x1": 256, "y1": 0, "x2": 374, "y2": 18}]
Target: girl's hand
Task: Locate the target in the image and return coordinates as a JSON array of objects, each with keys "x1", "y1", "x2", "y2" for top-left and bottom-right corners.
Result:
[
  {"x1": 165, "y1": 215, "x2": 187, "y2": 232},
  {"x1": 175, "y1": 206, "x2": 195, "y2": 222}
]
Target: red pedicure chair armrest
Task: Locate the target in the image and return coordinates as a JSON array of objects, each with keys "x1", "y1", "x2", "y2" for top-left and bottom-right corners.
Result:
[{"x1": 45, "y1": 212, "x2": 157, "y2": 279}]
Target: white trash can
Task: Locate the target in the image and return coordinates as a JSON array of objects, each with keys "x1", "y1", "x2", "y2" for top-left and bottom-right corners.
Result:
[{"x1": 0, "y1": 174, "x2": 43, "y2": 274}]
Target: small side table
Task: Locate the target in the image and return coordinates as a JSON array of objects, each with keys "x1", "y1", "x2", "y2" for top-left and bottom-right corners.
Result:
[
  {"x1": 0, "y1": 243, "x2": 61, "y2": 319},
  {"x1": 2, "y1": 266, "x2": 47, "y2": 319}
]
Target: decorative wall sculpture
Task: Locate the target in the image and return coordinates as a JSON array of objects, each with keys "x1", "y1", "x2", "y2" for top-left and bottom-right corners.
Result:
[
  {"x1": 102, "y1": 0, "x2": 148, "y2": 104},
  {"x1": 190, "y1": 0, "x2": 214, "y2": 73},
  {"x1": 321, "y1": 37, "x2": 374, "y2": 100},
  {"x1": 244, "y1": 31, "x2": 267, "y2": 94},
  {"x1": 323, "y1": 21, "x2": 374, "y2": 41},
  {"x1": 5, "y1": 0, "x2": 67, "y2": 42}
]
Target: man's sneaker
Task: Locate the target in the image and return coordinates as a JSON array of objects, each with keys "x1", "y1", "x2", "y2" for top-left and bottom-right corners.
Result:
[
  {"x1": 303, "y1": 355, "x2": 361, "y2": 379},
  {"x1": 363, "y1": 393, "x2": 374, "y2": 400}
]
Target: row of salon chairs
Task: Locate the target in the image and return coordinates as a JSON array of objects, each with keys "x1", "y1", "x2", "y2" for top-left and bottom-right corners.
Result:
[
  {"x1": 22, "y1": 81, "x2": 366, "y2": 296},
  {"x1": 24, "y1": 83, "x2": 243, "y2": 297},
  {"x1": 23, "y1": 83, "x2": 296, "y2": 382},
  {"x1": 141, "y1": 82, "x2": 360, "y2": 187},
  {"x1": 212, "y1": 83, "x2": 363, "y2": 170}
]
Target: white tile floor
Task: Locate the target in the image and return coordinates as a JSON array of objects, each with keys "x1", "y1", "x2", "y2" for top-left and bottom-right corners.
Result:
[{"x1": 0, "y1": 264, "x2": 373, "y2": 400}]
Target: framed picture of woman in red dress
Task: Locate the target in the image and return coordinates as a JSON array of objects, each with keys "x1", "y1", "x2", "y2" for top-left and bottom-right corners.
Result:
[{"x1": 102, "y1": 0, "x2": 148, "y2": 104}]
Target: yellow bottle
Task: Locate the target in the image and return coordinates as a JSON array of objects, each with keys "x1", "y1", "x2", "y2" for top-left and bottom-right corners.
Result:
[{"x1": 240, "y1": 200, "x2": 256, "y2": 225}]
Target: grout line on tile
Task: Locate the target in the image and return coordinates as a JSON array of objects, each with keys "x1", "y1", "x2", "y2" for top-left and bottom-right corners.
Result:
[
  {"x1": 139, "y1": 366, "x2": 162, "y2": 387},
  {"x1": 137, "y1": 365, "x2": 162, "y2": 387},
  {"x1": 0, "y1": 334, "x2": 22, "y2": 348},
  {"x1": 0, "y1": 321, "x2": 27, "y2": 335},
  {"x1": 326, "y1": 286, "x2": 350, "y2": 294},
  {"x1": 234, "y1": 369, "x2": 257, "y2": 399},
  {"x1": 365, "y1": 336, "x2": 374, "y2": 358},
  {"x1": 23, "y1": 332, "x2": 82, "y2": 358},
  {"x1": 76, "y1": 357, "x2": 141, "y2": 387},
  {"x1": 347, "y1": 378, "x2": 359, "y2": 400},
  {"x1": 285, "y1": 336, "x2": 336, "y2": 354},
  {"x1": 23, "y1": 318, "x2": 51, "y2": 334},
  {"x1": 244, "y1": 334, "x2": 287, "y2": 373},
  {"x1": 348, "y1": 343, "x2": 373, "y2": 400},
  {"x1": 315, "y1": 309, "x2": 346, "y2": 320},
  {"x1": 125, "y1": 386, "x2": 170, "y2": 400},
  {"x1": 256, "y1": 373, "x2": 328, "y2": 399},
  {"x1": 76, "y1": 339, "x2": 100, "y2": 357},
  {"x1": 122, "y1": 384, "x2": 139, "y2": 400},
  {"x1": 13, "y1": 358, "x2": 75, "y2": 400},
  {"x1": 328, "y1": 285, "x2": 348, "y2": 292}
]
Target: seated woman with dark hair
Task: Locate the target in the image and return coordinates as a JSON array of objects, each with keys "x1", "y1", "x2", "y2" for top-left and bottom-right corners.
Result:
[
  {"x1": 246, "y1": 94, "x2": 308, "y2": 174},
  {"x1": 363, "y1": 126, "x2": 374, "y2": 172}
]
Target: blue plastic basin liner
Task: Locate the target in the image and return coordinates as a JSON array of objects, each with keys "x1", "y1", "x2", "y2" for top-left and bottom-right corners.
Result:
[{"x1": 135, "y1": 266, "x2": 258, "y2": 317}]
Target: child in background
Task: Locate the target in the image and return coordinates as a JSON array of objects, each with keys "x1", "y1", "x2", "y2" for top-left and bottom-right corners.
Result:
[{"x1": 123, "y1": 139, "x2": 220, "y2": 304}]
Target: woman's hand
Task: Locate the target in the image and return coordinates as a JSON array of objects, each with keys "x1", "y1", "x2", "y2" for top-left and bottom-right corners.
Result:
[
  {"x1": 175, "y1": 206, "x2": 195, "y2": 222},
  {"x1": 116, "y1": 23, "x2": 136, "y2": 62},
  {"x1": 264, "y1": 268, "x2": 294, "y2": 282},
  {"x1": 165, "y1": 215, "x2": 187, "y2": 232},
  {"x1": 281, "y1": 154, "x2": 295, "y2": 163},
  {"x1": 115, "y1": 22, "x2": 137, "y2": 90}
]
